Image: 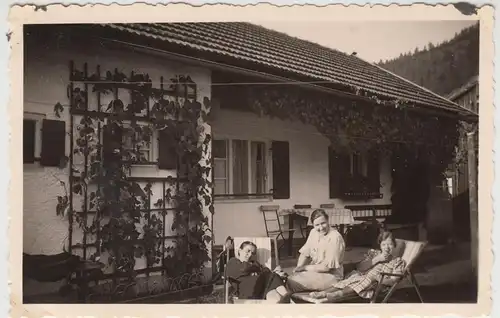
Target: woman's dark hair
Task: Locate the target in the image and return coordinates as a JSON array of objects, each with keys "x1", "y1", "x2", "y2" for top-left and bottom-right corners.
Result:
[
  {"x1": 377, "y1": 230, "x2": 397, "y2": 246},
  {"x1": 239, "y1": 241, "x2": 257, "y2": 250},
  {"x1": 310, "y1": 209, "x2": 329, "y2": 223}
]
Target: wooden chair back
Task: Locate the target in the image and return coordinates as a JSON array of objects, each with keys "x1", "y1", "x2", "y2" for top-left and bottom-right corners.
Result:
[{"x1": 259, "y1": 205, "x2": 284, "y2": 235}]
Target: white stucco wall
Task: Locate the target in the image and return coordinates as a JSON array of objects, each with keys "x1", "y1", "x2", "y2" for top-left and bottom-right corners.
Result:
[
  {"x1": 23, "y1": 36, "x2": 212, "y2": 295},
  {"x1": 211, "y1": 109, "x2": 392, "y2": 245}
]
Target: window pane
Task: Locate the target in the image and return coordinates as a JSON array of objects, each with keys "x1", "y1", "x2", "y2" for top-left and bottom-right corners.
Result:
[
  {"x1": 213, "y1": 140, "x2": 227, "y2": 158},
  {"x1": 232, "y1": 140, "x2": 248, "y2": 194},
  {"x1": 214, "y1": 159, "x2": 227, "y2": 178},
  {"x1": 251, "y1": 141, "x2": 266, "y2": 194},
  {"x1": 214, "y1": 179, "x2": 227, "y2": 195},
  {"x1": 139, "y1": 149, "x2": 150, "y2": 162}
]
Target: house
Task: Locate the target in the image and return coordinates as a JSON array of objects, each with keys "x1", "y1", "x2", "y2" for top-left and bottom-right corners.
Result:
[
  {"x1": 23, "y1": 23, "x2": 477, "y2": 300},
  {"x1": 445, "y1": 75, "x2": 479, "y2": 275},
  {"x1": 446, "y1": 75, "x2": 479, "y2": 197}
]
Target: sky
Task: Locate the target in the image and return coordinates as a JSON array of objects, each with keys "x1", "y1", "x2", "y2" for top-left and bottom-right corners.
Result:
[{"x1": 258, "y1": 20, "x2": 478, "y2": 63}]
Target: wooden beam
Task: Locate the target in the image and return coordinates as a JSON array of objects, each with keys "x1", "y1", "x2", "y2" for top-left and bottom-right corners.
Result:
[{"x1": 467, "y1": 130, "x2": 478, "y2": 277}]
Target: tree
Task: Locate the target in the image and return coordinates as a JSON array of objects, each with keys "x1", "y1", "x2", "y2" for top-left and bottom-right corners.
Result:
[{"x1": 378, "y1": 23, "x2": 479, "y2": 96}]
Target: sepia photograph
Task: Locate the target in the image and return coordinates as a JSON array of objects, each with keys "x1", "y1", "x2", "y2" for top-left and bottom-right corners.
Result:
[{"x1": 13, "y1": 4, "x2": 491, "y2": 314}]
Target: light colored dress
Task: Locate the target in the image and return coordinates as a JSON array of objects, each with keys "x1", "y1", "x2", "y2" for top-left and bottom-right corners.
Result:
[
  {"x1": 286, "y1": 228, "x2": 345, "y2": 293},
  {"x1": 333, "y1": 249, "x2": 406, "y2": 299}
]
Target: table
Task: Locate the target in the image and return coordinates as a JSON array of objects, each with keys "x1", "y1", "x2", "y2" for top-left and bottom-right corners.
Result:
[{"x1": 280, "y1": 208, "x2": 363, "y2": 256}]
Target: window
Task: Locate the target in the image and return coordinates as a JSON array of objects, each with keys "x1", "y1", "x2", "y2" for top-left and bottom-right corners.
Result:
[
  {"x1": 350, "y1": 152, "x2": 368, "y2": 178},
  {"x1": 122, "y1": 124, "x2": 153, "y2": 163},
  {"x1": 23, "y1": 119, "x2": 36, "y2": 163},
  {"x1": 23, "y1": 112, "x2": 46, "y2": 164},
  {"x1": 328, "y1": 147, "x2": 380, "y2": 199},
  {"x1": 213, "y1": 138, "x2": 268, "y2": 197}
]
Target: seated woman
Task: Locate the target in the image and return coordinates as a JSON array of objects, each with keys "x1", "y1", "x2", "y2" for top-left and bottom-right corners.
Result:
[
  {"x1": 286, "y1": 209, "x2": 345, "y2": 293},
  {"x1": 309, "y1": 230, "x2": 406, "y2": 302},
  {"x1": 226, "y1": 241, "x2": 289, "y2": 303}
]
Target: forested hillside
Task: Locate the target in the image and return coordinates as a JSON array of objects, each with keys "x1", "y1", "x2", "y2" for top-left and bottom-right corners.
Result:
[{"x1": 378, "y1": 23, "x2": 479, "y2": 97}]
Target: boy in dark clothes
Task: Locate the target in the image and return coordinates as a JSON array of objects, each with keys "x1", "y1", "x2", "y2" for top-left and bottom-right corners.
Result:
[{"x1": 226, "y1": 241, "x2": 289, "y2": 303}]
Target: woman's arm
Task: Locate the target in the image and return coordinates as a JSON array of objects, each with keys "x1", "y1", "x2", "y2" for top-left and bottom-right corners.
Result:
[
  {"x1": 355, "y1": 250, "x2": 385, "y2": 273},
  {"x1": 356, "y1": 257, "x2": 375, "y2": 272},
  {"x1": 294, "y1": 234, "x2": 313, "y2": 271},
  {"x1": 296, "y1": 253, "x2": 310, "y2": 267},
  {"x1": 304, "y1": 263, "x2": 331, "y2": 273},
  {"x1": 226, "y1": 258, "x2": 251, "y2": 279}
]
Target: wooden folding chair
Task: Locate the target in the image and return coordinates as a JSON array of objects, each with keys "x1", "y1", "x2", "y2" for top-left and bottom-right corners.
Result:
[
  {"x1": 222, "y1": 236, "x2": 280, "y2": 304},
  {"x1": 290, "y1": 239, "x2": 427, "y2": 304},
  {"x1": 259, "y1": 205, "x2": 295, "y2": 257},
  {"x1": 294, "y1": 204, "x2": 312, "y2": 238}
]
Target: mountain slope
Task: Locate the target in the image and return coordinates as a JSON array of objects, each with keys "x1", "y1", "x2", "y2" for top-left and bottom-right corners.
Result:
[{"x1": 378, "y1": 23, "x2": 479, "y2": 97}]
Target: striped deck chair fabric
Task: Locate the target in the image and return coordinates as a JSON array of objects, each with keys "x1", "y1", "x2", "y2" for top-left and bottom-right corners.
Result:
[{"x1": 291, "y1": 239, "x2": 427, "y2": 304}]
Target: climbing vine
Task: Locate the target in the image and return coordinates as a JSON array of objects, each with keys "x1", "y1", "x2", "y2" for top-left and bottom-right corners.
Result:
[
  {"x1": 245, "y1": 84, "x2": 466, "y2": 181},
  {"x1": 55, "y1": 65, "x2": 213, "y2": 286}
]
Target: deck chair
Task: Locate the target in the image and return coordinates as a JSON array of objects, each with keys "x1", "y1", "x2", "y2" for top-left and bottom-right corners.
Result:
[
  {"x1": 290, "y1": 239, "x2": 427, "y2": 304},
  {"x1": 260, "y1": 205, "x2": 295, "y2": 257},
  {"x1": 223, "y1": 236, "x2": 281, "y2": 304}
]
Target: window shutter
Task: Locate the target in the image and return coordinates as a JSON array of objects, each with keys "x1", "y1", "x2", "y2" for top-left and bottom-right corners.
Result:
[
  {"x1": 40, "y1": 119, "x2": 66, "y2": 167},
  {"x1": 103, "y1": 122, "x2": 123, "y2": 166},
  {"x1": 23, "y1": 120, "x2": 36, "y2": 164},
  {"x1": 367, "y1": 149, "x2": 381, "y2": 193},
  {"x1": 328, "y1": 146, "x2": 341, "y2": 198},
  {"x1": 329, "y1": 147, "x2": 351, "y2": 198},
  {"x1": 271, "y1": 141, "x2": 290, "y2": 199},
  {"x1": 158, "y1": 129, "x2": 177, "y2": 170}
]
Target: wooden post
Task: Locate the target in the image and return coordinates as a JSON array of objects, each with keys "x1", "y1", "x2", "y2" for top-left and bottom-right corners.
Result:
[{"x1": 467, "y1": 130, "x2": 478, "y2": 277}]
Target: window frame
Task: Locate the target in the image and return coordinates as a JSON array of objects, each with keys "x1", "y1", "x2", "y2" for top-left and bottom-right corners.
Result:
[
  {"x1": 212, "y1": 135, "x2": 272, "y2": 201},
  {"x1": 349, "y1": 151, "x2": 369, "y2": 178},
  {"x1": 103, "y1": 119, "x2": 156, "y2": 166},
  {"x1": 329, "y1": 148, "x2": 381, "y2": 200},
  {"x1": 121, "y1": 122, "x2": 155, "y2": 164}
]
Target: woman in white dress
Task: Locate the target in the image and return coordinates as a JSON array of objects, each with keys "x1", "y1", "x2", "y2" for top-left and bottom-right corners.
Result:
[{"x1": 286, "y1": 209, "x2": 345, "y2": 293}]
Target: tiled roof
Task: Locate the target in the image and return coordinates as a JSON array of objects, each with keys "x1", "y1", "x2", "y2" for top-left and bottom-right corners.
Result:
[
  {"x1": 99, "y1": 22, "x2": 475, "y2": 118},
  {"x1": 447, "y1": 75, "x2": 479, "y2": 101}
]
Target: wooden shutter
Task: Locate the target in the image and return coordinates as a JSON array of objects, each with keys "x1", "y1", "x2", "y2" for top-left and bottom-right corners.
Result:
[
  {"x1": 103, "y1": 122, "x2": 123, "y2": 166},
  {"x1": 40, "y1": 119, "x2": 66, "y2": 167},
  {"x1": 329, "y1": 147, "x2": 351, "y2": 198},
  {"x1": 23, "y1": 119, "x2": 36, "y2": 164},
  {"x1": 271, "y1": 141, "x2": 290, "y2": 199},
  {"x1": 328, "y1": 146, "x2": 341, "y2": 198},
  {"x1": 367, "y1": 149, "x2": 381, "y2": 193},
  {"x1": 158, "y1": 129, "x2": 177, "y2": 170}
]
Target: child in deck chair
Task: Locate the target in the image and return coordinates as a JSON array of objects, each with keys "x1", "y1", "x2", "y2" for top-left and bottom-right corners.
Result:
[
  {"x1": 226, "y1": 241, "x2": 289, "y2": 303},
  {"x1": 309, "y1": 230, "x2": 406, "y2": 302}
]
